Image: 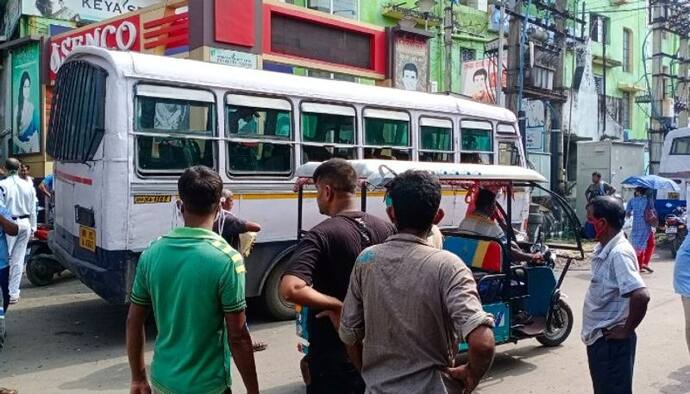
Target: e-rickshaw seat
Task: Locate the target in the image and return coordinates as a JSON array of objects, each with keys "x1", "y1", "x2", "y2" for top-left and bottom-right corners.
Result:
[{"x1": 443, "y1": 234, "x2": 508, "y2": 304}]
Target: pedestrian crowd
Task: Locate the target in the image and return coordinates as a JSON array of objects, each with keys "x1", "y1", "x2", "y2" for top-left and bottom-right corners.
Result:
[{"x1": 1, "y1": 158, "x2": 688, "y2": 394}]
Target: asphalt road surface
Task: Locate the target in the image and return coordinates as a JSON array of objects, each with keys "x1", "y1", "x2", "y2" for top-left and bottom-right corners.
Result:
[{"x1": 1, "y1": 248, "x2": 689, "y2": 393}]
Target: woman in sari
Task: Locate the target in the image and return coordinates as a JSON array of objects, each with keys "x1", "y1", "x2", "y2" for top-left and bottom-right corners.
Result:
[{"x1": 626, "y1": 187, "x2": 656, "y2": 273}]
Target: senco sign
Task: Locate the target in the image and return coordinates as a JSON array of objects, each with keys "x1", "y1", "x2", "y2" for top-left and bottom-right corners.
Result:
[{"x1": 49, "y1": 15, "x2": 140, "y2": 81}]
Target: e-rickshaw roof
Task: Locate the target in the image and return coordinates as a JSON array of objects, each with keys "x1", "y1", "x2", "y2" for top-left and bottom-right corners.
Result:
[{"x1": 295, "y1": 160, "x2": 547, "y2": 185}]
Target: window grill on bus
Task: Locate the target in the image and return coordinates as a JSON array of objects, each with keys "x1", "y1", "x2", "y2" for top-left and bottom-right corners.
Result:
[{"x1": 47, "y1": 61, "x2": 107, "y2": 163}]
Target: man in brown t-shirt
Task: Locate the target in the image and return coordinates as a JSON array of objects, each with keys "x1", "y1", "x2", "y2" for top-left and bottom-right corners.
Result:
[
  {"x1": 280, "y1": 159, "x2": 395, "y2": 394},
  {"x1": 339, "y1": 170, "x2": 495, "y2": 393}
]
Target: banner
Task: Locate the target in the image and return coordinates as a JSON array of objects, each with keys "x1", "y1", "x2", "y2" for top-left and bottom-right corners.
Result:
[
  {"x1": 393, "y1": 35, "x2": 429, "y2": 92},
  {"x1": 23, "y1": 0, "x2": 159, "y2": 22},
  {"x1": 11, "y1": 43, "x2": 42, "y2": 155},
  {"x1": 461, "y1": 56, "x2": 506, "y2": 105}
]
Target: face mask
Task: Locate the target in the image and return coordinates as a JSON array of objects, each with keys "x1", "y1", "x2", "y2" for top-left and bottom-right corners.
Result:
[{"x1": 588, "y1": 218, "x2": 607, "y2": 240}]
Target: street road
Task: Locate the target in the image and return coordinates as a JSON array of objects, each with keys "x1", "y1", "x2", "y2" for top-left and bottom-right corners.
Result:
[{"x1": 1, "y1": 248, "x2": 689, "y2": 393}]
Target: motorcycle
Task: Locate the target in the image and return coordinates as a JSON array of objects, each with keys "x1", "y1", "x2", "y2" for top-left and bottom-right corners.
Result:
[
  {"x1": 665, "y1": 206, "x2": 688, "y2": 258},
  {"x1": 25, "y1": 224, "x2": 66, "y2": 286}
]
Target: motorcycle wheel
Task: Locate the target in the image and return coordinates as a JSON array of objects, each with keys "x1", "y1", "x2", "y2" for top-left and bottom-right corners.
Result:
[
  {"x1": 26, "y1": 254, "x2": 57, "y2": 287},
  {"x1": 537, "y1": 299, "x2": 573, "y2": 347}
]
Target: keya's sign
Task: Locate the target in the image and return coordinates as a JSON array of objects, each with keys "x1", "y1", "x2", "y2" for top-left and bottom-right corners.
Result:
[
  {"x1": 23, "y1": 0, "x2": 159, "y2": 23},
  {"x1": 49, "y1": 15, "x2": 140, "y2": 81}
]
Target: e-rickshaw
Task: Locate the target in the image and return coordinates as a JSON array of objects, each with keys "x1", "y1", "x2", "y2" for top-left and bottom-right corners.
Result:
[{"x1": 292, "y1": 160, "x2": 585, "y2": 354}]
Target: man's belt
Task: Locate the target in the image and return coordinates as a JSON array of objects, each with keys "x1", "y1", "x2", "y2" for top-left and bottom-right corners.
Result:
[{"x1": 12, "y1": 215, "x2": 30, "y2": 220}]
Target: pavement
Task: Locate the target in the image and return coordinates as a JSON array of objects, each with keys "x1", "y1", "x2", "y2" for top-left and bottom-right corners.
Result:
[{"x1": 1, "y1": 247, "x2": 689, "y2": 393}]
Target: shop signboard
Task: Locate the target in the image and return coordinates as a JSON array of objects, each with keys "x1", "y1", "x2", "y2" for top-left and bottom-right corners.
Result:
[
  {"x1": 462, "y1": 56, "x2": 507, "y2": 105},
  {"x1": 209, "y1": 48, "x2": 258, "y2": 69},
  {"x1": 48, "y1": 14, "x2": 141, "y2": 81},
  {"x1": 22, "y1": 0, "x2": 159, "y2": 22},
  {"x1": 11, "y1": 43, "x2": 42, "y2": 155},
  {"x1": 392, "y1": 35, "x2": 429, "y2": 92}
]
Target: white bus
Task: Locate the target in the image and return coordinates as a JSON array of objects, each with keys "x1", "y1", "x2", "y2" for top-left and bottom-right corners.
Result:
[
  {"x1": 658, "y1": 127, "x2": 690, "y2": 217},
  {"x1": 47, "y1": 47, "x2": 528, "y2": 319}
]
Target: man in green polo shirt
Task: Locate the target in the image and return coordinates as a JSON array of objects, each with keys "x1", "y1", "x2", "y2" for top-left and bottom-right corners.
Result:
[{"x1": 126, "y1": 166, "x2": 259, "y2": 394}]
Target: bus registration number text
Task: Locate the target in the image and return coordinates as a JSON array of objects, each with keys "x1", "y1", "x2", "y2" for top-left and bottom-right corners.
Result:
[{"x1": 79, "y1": 226, "x2": 97, "y2": 252}]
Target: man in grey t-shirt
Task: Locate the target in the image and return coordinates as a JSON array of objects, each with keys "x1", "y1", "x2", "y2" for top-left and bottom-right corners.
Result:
[
  {"x1": 582, "y1": 196, "x2": 650, "y2": 394},
  {"x1": 339, "y1": 171, "x2": 495, "y2": 393}
]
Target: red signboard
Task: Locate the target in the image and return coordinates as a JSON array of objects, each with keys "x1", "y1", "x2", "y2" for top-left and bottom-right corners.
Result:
[
  {"x1": 48, "y1": 14, "x2": 141, "y2": 81},
  {"x1": 261, "y1": 3, "x2": 386, "y2": 78},
  {"x1": 215, "y1": 0, "x2": 255, "y2": 47}
]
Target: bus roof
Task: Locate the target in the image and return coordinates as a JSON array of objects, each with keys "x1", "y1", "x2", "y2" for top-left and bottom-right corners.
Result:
[
  {"x1": 295, "y1": 160, "x2": 546, "y2": 183},
  {"x1": 66, "y1": 47, "x2": 517, "y2": 123},
  {"x1": 660, "y1": 127, "x2": 690, "y2": 177}
]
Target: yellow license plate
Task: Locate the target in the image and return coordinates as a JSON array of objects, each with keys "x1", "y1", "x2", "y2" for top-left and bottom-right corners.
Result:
[
  {"x1": 668, "y1": 192, "x2": 680, "y2": 200},
  {"x1": 79, "y1": 226, "x2": 96, "y2": 252}
]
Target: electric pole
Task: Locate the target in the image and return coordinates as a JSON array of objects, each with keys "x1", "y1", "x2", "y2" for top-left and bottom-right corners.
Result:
[
  {"x1": 444, "y1": 3, "x2": 454, "y2": 92},
  {"x1": 496, "y1": 1, "x2": 506, "y2": 107},
  {"x1": 650, "y1": 1, "x2": 665, "y2": 174},
  {"x1": 678, "y1": 37, "x2": 689, "y2": 128}
]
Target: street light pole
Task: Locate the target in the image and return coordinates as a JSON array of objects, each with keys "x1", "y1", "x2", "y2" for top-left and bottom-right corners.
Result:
[{"x1": 496, "y1": 1, "x2": 506, "y2": 106}]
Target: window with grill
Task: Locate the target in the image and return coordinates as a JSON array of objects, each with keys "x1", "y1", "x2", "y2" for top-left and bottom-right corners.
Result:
[
  {"x1": 419, "y1": 117, "x2": 454, "y2": 163},
  {"x1": 226, "y1": 94, "x2": 293, "y2": 176},
  {"x1": 363, "y1": 108, "x2": 410, "y2": 161},
  {"x1": 301, "y1": 103, "x2": 357, "y2": 163},
  {"x1": 47, "y1": 61, "x2": 107, "y2": 162},
  {"x1": 135, "y1": 85, "x2": 216, "y2": 173},
  {"x1": 621, "y1": 92, "x2": 632, "y2": 129},
  {"x1": 460, "y1": 121, "x2": 493, "y2": 164},
  {"x1": 461, "y1": 47, "x2": 477, "y2": 63},
  {"x1": 590, "y1": 14, "x2": 609, "y2": 43},
  {"x1": 623, "y1": 29, "x2": 632, "y2": 72}
]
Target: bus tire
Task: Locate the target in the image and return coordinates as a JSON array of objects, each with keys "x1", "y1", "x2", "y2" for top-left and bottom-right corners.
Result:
[{"x1": 262, "y1": 259, "x2": 295, "y2": 321}]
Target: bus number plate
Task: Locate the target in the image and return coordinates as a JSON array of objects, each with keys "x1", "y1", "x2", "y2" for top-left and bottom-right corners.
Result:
[{"x1": 79, "y1": 226, "x2": 96, "y2": 252}]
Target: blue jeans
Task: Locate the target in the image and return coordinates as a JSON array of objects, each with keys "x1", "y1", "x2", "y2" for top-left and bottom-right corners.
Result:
[{"x1": 587, "y1": 333, "x2": 637, "y2": 394}]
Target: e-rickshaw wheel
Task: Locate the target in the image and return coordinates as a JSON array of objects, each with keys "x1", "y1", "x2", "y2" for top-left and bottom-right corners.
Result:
[
  {"x1": 536, "y1": 299, "x2": 574, "y2": 347},
  {"x1": 262, "y1": 259, "x2": 295, "y2": 321},
  {"x1": 26, "y1": 254, "x2": 58, "y2": 287}
]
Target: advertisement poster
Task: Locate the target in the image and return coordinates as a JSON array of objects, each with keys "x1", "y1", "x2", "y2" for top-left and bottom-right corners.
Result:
[
  {"x1": 393, "y1": 36, "x2": 429, "y2": 92},
  {"x1": 12, "y1": 43, "x2": 42, "y2": 155},
  {"x1": 462, "y1": 56, "x2": 507, "y2": 104},
  {"x1": 23, "y1": 0, "x2": 159, "y2": 22}
]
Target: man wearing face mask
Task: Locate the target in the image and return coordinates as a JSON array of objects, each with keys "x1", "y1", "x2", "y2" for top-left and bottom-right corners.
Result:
[
  {"x1": 582, "y1": 196, "x2": 650, "y2": 394},
  {"x1": 280, "y1": 159, "x2": 395, "y2": 394},
  {"x1": 126, "y1": 166, "x2": 258, "y2": 394}
]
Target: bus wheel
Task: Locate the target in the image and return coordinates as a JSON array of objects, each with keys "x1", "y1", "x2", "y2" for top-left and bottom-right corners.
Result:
[{"x1": 263, "y1": 259, "x2": 295, "y2": 321}]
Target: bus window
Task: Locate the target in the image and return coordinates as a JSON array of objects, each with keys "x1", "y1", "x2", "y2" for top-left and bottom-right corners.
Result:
[
  {"x1": 363, "y1": 108, "x2": 410, "y2": 160},
  {"x1": 301, "y1": 103, "x2": 357, "y2": 162},
  {"x1": 460, "y1": 120, "x2": 493, "y2": 164},
  {"x1": 47, "y1": 61, "x2": 107, "y2": 162},
  {"x1": 670, "y1": 136, "x2": 690, "y2": 155},
  {"x1": 226, "y1": 94, "x2": 293, "y2": 176},
  {"x1": 498, "y1": 140, "x2": 521, "y2": 166},
  {"x1": 135, "y1": 85, "x2": 216, "y2": 172},
  {"x1": 419, "y1": 117, "x2": 453, "y2": 163}
]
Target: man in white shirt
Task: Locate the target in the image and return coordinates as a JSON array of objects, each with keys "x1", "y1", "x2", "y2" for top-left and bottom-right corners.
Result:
[
  {"x1": 0, "y1": 158, "x2": 37, "y2": 304},
  {"x1": 582, "y1": 196, "x2": 650, "y2": 394}
]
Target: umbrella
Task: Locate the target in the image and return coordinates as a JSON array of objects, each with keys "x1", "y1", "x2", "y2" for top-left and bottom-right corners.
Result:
[{"x1": 621, "y1": 175, "x2": 680, "y2": 191}]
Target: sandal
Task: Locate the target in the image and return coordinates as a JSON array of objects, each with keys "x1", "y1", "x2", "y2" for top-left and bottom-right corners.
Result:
[
  {"x1": 252, "y1": 341, "x2": 268, "y2": 352},
  {"x1": 0, "y1": 388, "x2": 18, "y2": 394}
]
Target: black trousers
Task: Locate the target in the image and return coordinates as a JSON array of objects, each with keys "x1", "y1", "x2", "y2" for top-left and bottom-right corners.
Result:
[
  {"x1": 0, "y1": 266, "x2": 9, "y2": 312},
  {"x1": 305, "y1": 356, "x2": 365, "y2": 394},
  {"x1": 587, "y1": 333, "x2": 637, "y2": 394}
]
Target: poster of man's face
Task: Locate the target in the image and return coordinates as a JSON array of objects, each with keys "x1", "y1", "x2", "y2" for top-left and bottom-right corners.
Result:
[
  {"x1": 462, "y1": 58, "x2": 506, "y2": 104},
  {"x1": 394, "y1": 36, "x2": 428, "y2": 92}
]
